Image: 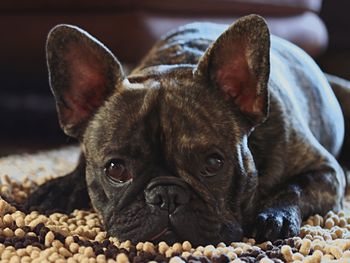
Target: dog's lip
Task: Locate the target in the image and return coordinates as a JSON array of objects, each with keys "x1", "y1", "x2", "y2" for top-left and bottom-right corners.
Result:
[{"x1": 149, "y1": 227, "x2": 169, "y2": 241}]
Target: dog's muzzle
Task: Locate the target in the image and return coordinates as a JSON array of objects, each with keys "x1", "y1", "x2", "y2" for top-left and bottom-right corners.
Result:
[{"x1": 144, "y1": 176, "x2": 191, "y2": 214}]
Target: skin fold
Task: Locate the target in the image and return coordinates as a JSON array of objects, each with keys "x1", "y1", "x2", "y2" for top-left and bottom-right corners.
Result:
[{"x1": 26, "y1": 15, "x2": 346, "y2": 246}]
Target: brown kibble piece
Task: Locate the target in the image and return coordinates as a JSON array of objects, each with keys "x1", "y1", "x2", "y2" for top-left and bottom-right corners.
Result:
[
  {"x1": 14, "y1": 228, "x2": 25, "y2": 238},
  {"x1": 158, "y1": 241, "x2": 168, "y2": 254},
  {"x1": 203, "y1": 245, "x2": 215, "y2": 257},
  {"x1": 96, "y1": 254, "x2": 106, "y2": 263},
  {"x1": 3, "y1": 214, "x2": 14, "y2": 226},
  {"x1": 299, "y1": 239, "x2": 312, "y2": 255},
  {"x1": 292, "y1": 252, "x2": 304, "y2": 261},
  {"x1": 325, "y1": 218, "x2": 334, "y2": 229},
  {"x1": 116, "y1": 253, "x2": 129, "y2": 263},
  {"x1": 44, "y1": 231, "x2": 55, "y2": 246},
  {"x1": 59, "y1": 247, "x2": 73, "y2": 257},
  {"x1": 165, "y1": 248, "x2": 174, "y2": 258},
  {"x1": 143, "y1": 241, "x2": 155, "y2": 254},
  {"x1": 3, "y1": 227, "x2": 14, "y2": 237},
  {"x1": 281, "y1": 245, "x2": 293, "y2": 262},
  {"x1": 330, "y1": 246, "x2": 343, "y2": 259},
  {"x1": 136, "y1": 242, "x2": 144, "y2": 251},
  {"x1": 84, "y1": 246, "x2": 95, "y2": 257},
  {"x1": 69, "y1": 242, "x2": 79, "y2": 253},
  {"x1": 172, "y1": 242, "x2": 182, "y2": 253},
  {"x1": 15, "y1": 217, "x2": 25, "y2": 228},
  {"x1": 182, "y1": 241, "x2": 192, "y2": 251},
  {"x1": 65, "y1": 236, "x2": 74, "y2": 246}
]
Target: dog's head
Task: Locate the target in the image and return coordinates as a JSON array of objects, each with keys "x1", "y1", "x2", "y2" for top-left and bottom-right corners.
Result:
[{"x1": 46, "y1": 15, "x2": 270, "y2": 245}]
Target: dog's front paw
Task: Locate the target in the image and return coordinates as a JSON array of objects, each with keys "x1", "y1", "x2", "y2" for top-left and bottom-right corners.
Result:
[
  {"x1": 254, "y1": 206, "x2": 301, "y2": 242},
  {"x1": 25, "y1": 174, "x2": 90, "y2": 214}
]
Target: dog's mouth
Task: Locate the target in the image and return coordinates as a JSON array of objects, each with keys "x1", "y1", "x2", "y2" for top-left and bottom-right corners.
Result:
[
  {"x1": 149, "y1": 227, "x2": 169, "y2": 241},
  {"x1": 149, "y1": 227, "x2": 178, "y2": 244}
]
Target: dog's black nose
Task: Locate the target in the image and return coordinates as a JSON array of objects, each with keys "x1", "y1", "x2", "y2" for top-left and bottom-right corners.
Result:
[{"x1": 144, "y1": 176, "x2": 191, "y2": 214}]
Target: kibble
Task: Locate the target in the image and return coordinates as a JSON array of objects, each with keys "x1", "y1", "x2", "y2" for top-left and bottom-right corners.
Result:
[
  {"x1": 44, "y1": 231, "x2": 55, "y2": 246},
  {"x1": 158, "y1": 241, "x2": 168, "y2": 254},
  {"x1": 172, "y1": 242, "x2": 182, "y2": 254},
  {"x1": 165, "y1": 247, "x2": 174, "y2": 258},
  {"x1": 14, "y1": 228, "x2": 25, "y2": 238},
  {"x1": 299, "y1": 238, "x2": 312, "y2": 255},
  {"x1": 143, "y1": 241, "x2": 155, "y2": 254},
  {"x1": 169, "y1": 256, "x2": 185, "y2": 263},
  {"x1": 1, "y1": 159, "x2": 350, "y2": 262},
  {"x1": 116, "y1": 253, "x2": 129, "y2": 263},
  {"x1": 281, "y1": 245, "x2": 293, "y2": 262},
  {"x1": 3, "y1": 227, "x2": 13, "y2": 237}
]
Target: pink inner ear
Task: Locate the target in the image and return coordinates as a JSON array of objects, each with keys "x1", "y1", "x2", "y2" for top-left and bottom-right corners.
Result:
[
  {"x1": 62, "y1": 43, "x2": 110, "y2": 127},
  {"x1": 215, "y1": 48, "x2": 263, "y2": 116}
]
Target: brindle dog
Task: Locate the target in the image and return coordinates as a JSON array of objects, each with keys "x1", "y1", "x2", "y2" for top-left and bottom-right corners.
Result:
[{"x1": 26, "y1": 15, "x2": 349, "y2": 246}]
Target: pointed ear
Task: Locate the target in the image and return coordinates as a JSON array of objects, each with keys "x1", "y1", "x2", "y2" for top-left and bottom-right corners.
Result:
[
  {"x1": 195, "y1": 15, "x2": 270, "y2": 126},
  {"x1": 46, "y1": 24, "x2": 124, "y2": 138}
]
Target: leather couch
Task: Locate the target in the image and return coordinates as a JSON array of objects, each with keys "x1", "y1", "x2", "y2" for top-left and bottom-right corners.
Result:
[{"x1": 0, "y1": 0, "x2": 325, "y2": 143}]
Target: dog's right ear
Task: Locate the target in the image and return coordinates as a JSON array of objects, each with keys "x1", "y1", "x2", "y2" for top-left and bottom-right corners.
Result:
[{"x1": 46, "y1": 24, "x2": 124, "y2": 139}]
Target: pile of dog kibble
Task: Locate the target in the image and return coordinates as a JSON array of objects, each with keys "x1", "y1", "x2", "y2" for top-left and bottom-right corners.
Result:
[{"x1": 1, "y1": 147, "x2": 350, "y2": 262}]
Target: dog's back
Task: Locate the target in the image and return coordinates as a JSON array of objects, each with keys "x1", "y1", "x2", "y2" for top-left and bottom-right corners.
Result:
[{"x1": 269, "y1": 36, "x2": 344, "y2": 157}]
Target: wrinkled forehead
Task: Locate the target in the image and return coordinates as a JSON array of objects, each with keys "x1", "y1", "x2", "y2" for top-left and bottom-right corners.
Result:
[
  {"x1": 85, "y1": 65, "x2": 239, "y2": 157},
  {"x1": 128, "y1": 64, "x2": 196, "y2": 89}
]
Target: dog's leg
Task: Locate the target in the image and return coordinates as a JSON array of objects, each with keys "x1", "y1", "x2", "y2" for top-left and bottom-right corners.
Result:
[
  {"x1": 25, "y1": 153, "x2": 91, "y2": 214},
  {"x1": 251, "y1": 160, "x2": 345, "y2": 242}
]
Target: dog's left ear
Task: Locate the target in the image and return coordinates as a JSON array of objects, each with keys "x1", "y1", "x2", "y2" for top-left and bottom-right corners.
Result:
[
  {"x1": 46, "y1": 25, "x2": 125, "y2": 139},
  {"x1": 195, "y1": 15, "x2": 270, "y2": 126}
]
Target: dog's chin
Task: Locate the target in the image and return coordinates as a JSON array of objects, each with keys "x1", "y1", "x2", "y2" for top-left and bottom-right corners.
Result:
[{"x1": 107, "y1": 205, "x2": 243, "y2": 246}]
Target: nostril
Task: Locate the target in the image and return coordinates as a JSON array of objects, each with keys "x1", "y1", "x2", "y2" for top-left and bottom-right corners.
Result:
[
  {"x1": 160, "y1": 197, "x2": 168, "y2": 210},
  {"x1": 145, "y1": 188, "x2": 168, "y2": 210},
  {"x1": 155, "y1": 192, "x2": 169, "y2": 210}
]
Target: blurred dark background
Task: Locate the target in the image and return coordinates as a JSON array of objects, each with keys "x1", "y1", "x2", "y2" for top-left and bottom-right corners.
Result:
[{"x1": 0, "y1": 0, "x2": 349, "y2": 156}]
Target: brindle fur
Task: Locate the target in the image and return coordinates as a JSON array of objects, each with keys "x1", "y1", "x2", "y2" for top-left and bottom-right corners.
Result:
[{"x1": 26, "y1": 15, "x2": 347, "y2": 245}]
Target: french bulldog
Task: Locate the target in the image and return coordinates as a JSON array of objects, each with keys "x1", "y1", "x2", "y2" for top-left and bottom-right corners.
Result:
[{"x1": 26, "y1": 15, "x2": 348, "y2": 246}]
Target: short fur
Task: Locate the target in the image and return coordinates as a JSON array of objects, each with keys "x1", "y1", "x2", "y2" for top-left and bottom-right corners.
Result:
[{"x1": 26, "y1": 15, "x2": 347, "y2": 245}]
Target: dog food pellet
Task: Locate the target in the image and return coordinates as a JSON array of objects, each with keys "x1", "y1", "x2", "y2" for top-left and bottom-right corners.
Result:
[
  {"x1": 259, "y1": 258, "x2": 274, "y2": 263},
  {"x1": 325, "y1": 218, "x2": 335, "y2": 229},
  {"x1": 329, "y1": 246, "x2": 343, "y2": 259},
  {"x1": 3, "y1": 227, "x2": 13, "y2": 237},
  {"x1": 116, "y1": 253, "x2": 129, "y2": 263},
  {"x1": 143, "y1": 241, "x2": 155, "y2": 254},
  {"x1": 2, "y1": 165, "x2": 350, "y2": 262},
  {"x1": 204, "y1": 245, "x2": 216, "y2": 257},
  {"x1": 3, "y1": 214, "x2": 13, "y2": 226},
  {"x1": 158, "y1": 241, "x2": 168, "y2": 254},
  {"x1": 169, "y1": 256, "x2": 186, "y2": 263},
  {"x1": 281, "y1": 245, "x2": 293, "y2": 262},
  {"x1": 172, "y1": 242, "x2": 182, "y2": 253},
  {"x1": 44, "y1": 231, "x2": 55, "y2": 246},
  {"x1": 299, "y1": 239, "x2": 312, "y2": 255},
  {"x1": 14, "y1": 228, "x2": 25, "y2": 238},
  {"x1": 165, "y1": 247, "x2": 174, "y2": 258},
  {"x1": 84, "y1": 246, "x2": 95, "y2": 257},
  {"x1": 69, "y1": 242, "x2": 79, "y2": 253}
]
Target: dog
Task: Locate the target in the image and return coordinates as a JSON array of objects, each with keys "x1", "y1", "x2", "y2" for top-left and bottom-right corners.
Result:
[{"x1": 26, "y1": 14, "x2": 349, "y2": 246}]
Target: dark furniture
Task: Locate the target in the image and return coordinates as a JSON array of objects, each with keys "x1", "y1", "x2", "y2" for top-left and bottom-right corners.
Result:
[{"x1": 0, "y1": 0, "x2": 327, "y2": 154}]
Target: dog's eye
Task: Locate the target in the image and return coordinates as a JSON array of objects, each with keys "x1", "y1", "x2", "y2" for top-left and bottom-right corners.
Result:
[
  {"x1": 104, "y1": 159, "x2": 132, "y2": 183},
  {"x1": 201, "y1": 153, "x2": 224, "y2": 176}
]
